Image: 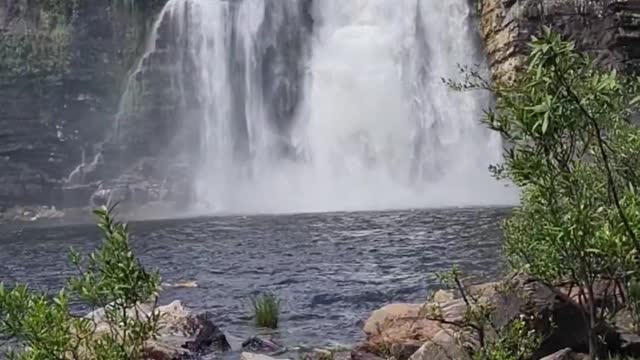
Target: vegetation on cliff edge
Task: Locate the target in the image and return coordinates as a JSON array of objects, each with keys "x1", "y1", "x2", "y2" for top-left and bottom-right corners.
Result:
[{"x1": 0, "y1": 0, "x2": 166, "y2": 85}]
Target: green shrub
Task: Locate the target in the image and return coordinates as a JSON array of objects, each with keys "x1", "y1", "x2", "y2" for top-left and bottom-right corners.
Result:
[
  {"x1": 424, "y1": 267, "x2": 540, "y2": 360},
  {"x1": 0, "y1": 0, "x2": 162, "y2": 84},
  {"x1": 0, "y1": 205, "x2": 162, "y2": 359},
  {"x1": 450, "y1": 27, "x2": 640, "y2": 359},
  {"x1": 0, "y1": 28, "x2": 72, "y2": 83},
  {"x1": 251, "y1": 293, "x2": 281, "y2": 329},
  {"x1": 472, "y1": 319, "x2": 540, "y2": 360}
]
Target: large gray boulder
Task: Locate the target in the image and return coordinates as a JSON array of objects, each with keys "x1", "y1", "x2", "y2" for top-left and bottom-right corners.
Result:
[
  {"x1": 87, "y1": 300, "x2": 230, "y2": 360},
  {"x1": 357, "y1": 274, "x2": 621, "y2": 360}
]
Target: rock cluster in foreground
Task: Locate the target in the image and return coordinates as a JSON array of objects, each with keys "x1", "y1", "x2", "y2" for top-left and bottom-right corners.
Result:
[
  {"x1": 89, "y1": 300, "x2": 233, "y2": 360},
  {"x1": 353, "y1": 274, "x2": 640, "y2": 360},
  {"x1": 102, "y1": 300, "x2": 346, "y2": 360},
  {"x1": 103, "y1": 274, "x2": 640, "y2": 359}
]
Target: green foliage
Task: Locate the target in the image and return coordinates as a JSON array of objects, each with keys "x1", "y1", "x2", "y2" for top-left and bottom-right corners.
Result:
[
  {"x1": 69, "y1": 206, "x2": 160, "y2": 311},
  {"x1": 627, "y1": 279, "x2": 640, "y2": 332},
  {"x1": 251, "y1": 293, "x2": 281, "y2": 329},
  {"x1": 0, "y1": 286, "x2": 93, "y2": 360},
  {"x1": 472, "y1": 319, "x2": 540, "y2": 360},
  {"x1": 451, "y1": 27, "x2": 640, "y2": 359},
  {"x1": 0, "y1": 0, "x2": 78, "y2": 84},
  {"x1": 424, "y1": 268, "x2": 540, "y2": 360},
  {"x1": 0, "y1": 205, "x2": 162, "y2": 359},
  {"x1": 0, "y1": 0, "x2": 161, "y2": 84},
  {"x1": 0, "y1": 28, "x2": 71, "y2": 83},
  {"x1": 39, "y1": 0, "x2": 83, "y2": 21}
]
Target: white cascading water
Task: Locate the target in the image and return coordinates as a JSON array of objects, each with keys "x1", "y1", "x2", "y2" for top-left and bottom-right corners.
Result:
[{"x1": 136, "y1": 0, "x2": 517, "y2": 213}]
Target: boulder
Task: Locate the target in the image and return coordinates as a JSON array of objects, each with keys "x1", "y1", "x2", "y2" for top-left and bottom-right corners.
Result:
[
  {"x1": 183, "y1": 312, "x2": 230, "y2": 354},
  {"x1": 298, "y1": 348, "x2": 349, "y2": 360},
  {"x1": 358, "y1": 274, "x2": 624, "y2": 360},
  {"x1": 540, "y1": 348, "x2": 588, "y2": 360},
  {"x1": 242, "y1": 336, "x2": 284, "y2": 353},
  {"x1": 350, "y1": 348, "x2": 386, "y2": 360},
  {"x1": 442, "y1": 276, "x2": 602, "y2": 358},
  {"x1": 361, "y1": 299, "x2": 476, "y2": 360},
  {"x1": 362, "y1": 303, "x2": 441, "y2": 358},
  {"x1": 224, "y1": 333, "x2": 246, "y2": 352},
  {"x1": 241, "y1": 352, "x2": 290, "y2": 360},
  {"x1": 144, "y1": 340, "x2": 191, "y2": 360},
  {"x1": 362, "y1": 303, "x2": 424, "y2": 335},
  {"x1": 431, "y1": 290, "x2": 454, "y2": 303},
  {"x1": 86, "y1": 300, "x2": 193, "y2": 338},
  {"x1": 87, "y1": 300, "x2": 230, "y2": 359},
  {"x1": 156, "y1": 301, "x2": 196, "y2": 337},
  {"x1": 311, "y1": 349, "x2": 333, "y2": 360},
  {"x1": 619, "y1": 331, "x2": 640, "y2": 358},
  {"x1": 408, "y1": 329, "x2": 471, "y2": 360}
]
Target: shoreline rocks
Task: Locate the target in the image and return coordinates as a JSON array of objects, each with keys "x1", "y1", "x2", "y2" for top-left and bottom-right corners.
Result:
[
  {"x1": 0, "y1": 200, "x2": 190, "y2": 226},
  {"x1": 355, "y1": 274, "x2": 640, "y2": 360},
  {"x1": 0, "y1": 205, "x2": 68, "y2": 223},
  {"x1": 87, "y1": 300, "x2": 232, "y2": 360},
  {"x1": 86, "y1": 300, "x2": 332, "y2": 360},
  {"x1": 9, "y1": 276, "x2": 639, "y2": 360},
  {"x1": 183, "y1": 313, "x2": 231, "y2": 355},
  {"x1": 241, "y1": 352, "x2": 290, "y2": 360}
]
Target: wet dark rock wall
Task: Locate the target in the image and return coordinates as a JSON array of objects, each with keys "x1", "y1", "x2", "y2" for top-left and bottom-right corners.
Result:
[
  {"x1": 480, "y1": 0, "x2": 640, "y2": 84},
  {"x1": 109, "y1": 0, "x2": 314, "y2": 206},
  {"x1": 1, "y1": 0, "x2": 639, "y2": 213},
  {"x1": 0, "y1": 0, "x2": 166, "y2": 210}
]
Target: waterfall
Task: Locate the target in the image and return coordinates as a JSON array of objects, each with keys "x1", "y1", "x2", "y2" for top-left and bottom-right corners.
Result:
[{"x1": 124, "y1": 0, "x2": 516, "y2": 213}]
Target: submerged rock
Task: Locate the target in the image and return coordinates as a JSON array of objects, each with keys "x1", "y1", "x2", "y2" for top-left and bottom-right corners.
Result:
[
  {"x1": 183, "y1": 313, "x2": 230, "y2": 354},
  {"x1": 162, "y1": 281, "x2": 199, "y2": 289},
  {"x1": 242, "y1": 336, "x2": 284, "y2": 353}
]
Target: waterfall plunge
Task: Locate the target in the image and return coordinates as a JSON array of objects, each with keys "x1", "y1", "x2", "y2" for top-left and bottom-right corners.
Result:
[{"x1": 139, "y1": 0, "x2": 517, "y2": 213}]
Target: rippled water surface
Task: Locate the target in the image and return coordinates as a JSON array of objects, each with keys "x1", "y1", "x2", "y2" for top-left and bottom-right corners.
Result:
[{"x1": 0, "y1": 208, "x2": 510, "y2": 347}]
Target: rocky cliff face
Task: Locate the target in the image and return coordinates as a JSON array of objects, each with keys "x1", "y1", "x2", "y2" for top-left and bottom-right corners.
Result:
[
  {"x1": 0, "y1": 0, "x2": 164, "y2": 210},
  {"x1": 479, "y1": 0, "x2": 640, "y2": 83},
  {"x1": 0, "y1": 0, "x2": 309, "y2": 216},
  {"x1": 1, "y1": 0, "x2": 639, "y2": 215}
]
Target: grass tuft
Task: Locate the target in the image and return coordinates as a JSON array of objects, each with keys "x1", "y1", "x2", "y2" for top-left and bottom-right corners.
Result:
[{"x1": 251, "y1": 292, "x2": 281, "y2": 329}]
